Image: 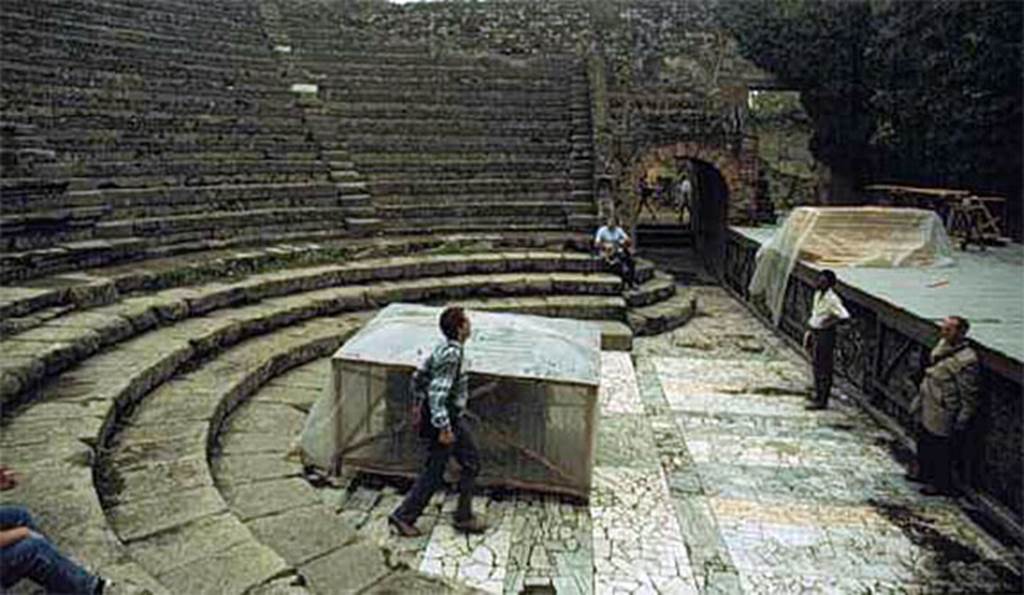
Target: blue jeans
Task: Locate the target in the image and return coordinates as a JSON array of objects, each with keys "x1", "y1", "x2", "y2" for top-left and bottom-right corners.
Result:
[{"x1": 0, "y1": 506, "x2": 99, "y2": 594}]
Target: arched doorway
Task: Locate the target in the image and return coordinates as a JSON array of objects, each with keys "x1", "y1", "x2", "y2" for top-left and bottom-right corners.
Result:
[
  {"x1": 690, "y1": 160, "x2": 730, "y2": 277},
  {"x1": 626, "y1": 144, "x2": 740, "y2": 279}
]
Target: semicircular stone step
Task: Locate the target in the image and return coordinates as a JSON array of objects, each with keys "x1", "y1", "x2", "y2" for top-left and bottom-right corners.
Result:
[
  {"x1": 0, "y1": 250, "x2": 631, "y2": 402},
  {"x1": 100, "y1": 314, "x2": 369, "y2": 594},
  {"x1": 210, "y1": 355, "x2": 486, "y2": 595}
]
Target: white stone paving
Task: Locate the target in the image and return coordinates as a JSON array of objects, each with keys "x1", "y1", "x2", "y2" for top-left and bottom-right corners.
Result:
[{"x1": 598, "y1": 351, "x2": 644, "y2": 416}]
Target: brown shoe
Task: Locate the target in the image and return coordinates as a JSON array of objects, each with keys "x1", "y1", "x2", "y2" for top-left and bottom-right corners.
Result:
[
  {"x1": 388, "y1": 514, "x2": 422, "y2": 538},
  {"x1": 453, "y1": 515, "x2": 488, "y2": 534}
]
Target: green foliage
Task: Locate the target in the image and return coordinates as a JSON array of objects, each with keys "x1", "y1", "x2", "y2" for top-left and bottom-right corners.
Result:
[{"x1": 718, "y1": 0, "x2": 1023, "y2": 235}]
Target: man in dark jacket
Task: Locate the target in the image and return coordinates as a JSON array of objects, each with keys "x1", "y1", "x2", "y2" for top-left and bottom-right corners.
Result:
[{"x1": 909, "y1": 316, "x2": 980, "y2": 496}]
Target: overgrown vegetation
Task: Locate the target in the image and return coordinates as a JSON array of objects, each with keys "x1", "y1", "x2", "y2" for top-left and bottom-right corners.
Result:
[{"x1": 718, "y1": 0, "x2": 1023, "y2": 238}]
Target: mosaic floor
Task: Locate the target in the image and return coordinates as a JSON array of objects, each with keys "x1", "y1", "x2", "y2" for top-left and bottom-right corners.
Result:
[{"x1": 259, "y1": 286, "x2": 1021, "y2": 594}]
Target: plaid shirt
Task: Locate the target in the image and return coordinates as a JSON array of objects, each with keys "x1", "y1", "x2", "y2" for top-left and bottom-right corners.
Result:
[{"x1": 411, "y1": 339, "x2": 468, "y2": 430}]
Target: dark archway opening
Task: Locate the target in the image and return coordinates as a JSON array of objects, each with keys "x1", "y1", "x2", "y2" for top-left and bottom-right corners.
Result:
[
  {"x1": 691, "y1": 159, "x2": 730, "y2": 278},
  {"x1": 633, "y1": 158, "x2": 729, "y2": 282}
]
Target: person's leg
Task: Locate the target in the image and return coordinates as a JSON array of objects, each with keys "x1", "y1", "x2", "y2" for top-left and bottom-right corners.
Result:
[
  {"x1": 0, "y1": 506, "x2": 40, "y2": 533},
  {"x1": 814, "y1": 328, "x2": 836, "y2": 406},
  {"x1": 0, "y1": 532, "x2": 99, "y2": 593},
  {"x1": 623, "y1": 252, "x2": 637, "y2": 286},
  {"x1": 916, "y1": 428, "x2": 937, "y2": 483},
  {"x1": 451, "y1": 419, "x2": 481, "y2": 523},
  {"x1": 393, "y1": 439, "x2": 451, "y2": 524},
  {"x1": 930, "y1": 434, "x2": 954, "y2": 493}
]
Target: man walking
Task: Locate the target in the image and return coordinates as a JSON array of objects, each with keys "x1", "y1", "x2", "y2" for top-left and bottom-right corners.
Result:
[
  {"x1": 803, "y1": 269, "x2": 850, "y2": 410},
  {"x1": 389, "y1": 307, "x2": 487, "y2": 537},
  {"x1": 909, "y1": 316, "x2": 979, "y2": 496}
]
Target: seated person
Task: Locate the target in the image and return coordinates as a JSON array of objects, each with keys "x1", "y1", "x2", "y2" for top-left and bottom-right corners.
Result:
[
  {"x1": 594, "y1": 215, "x2": 638, "y2": 288},
  {"x1": 1, "y1": 466, "x2": 110, "y2": 594}
]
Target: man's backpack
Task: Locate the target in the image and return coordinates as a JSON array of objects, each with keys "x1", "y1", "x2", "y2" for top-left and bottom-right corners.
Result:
[{"x1": 409, "y1": 353, "x2": 432, "y2": 437}]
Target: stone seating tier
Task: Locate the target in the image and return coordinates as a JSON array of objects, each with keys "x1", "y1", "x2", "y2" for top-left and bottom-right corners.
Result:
[
  {"x1": 0, "y1": 182, "x2": 338, "y2": 215},
  {"x1": 322, "y1": 88, "x2": 579, "y2": 109},
  {"x1": 0, "y1": 64, "x2": 300, "y2": 98},
  {"x1": 368, "y1": 178, "x2": 574, "y2": 196},
  {"x1": 371, "y1": 192, "x2": 593, "y2": 209},
  {"x1": 287, "y1": 58, "x2": 581, "y2": 81},
  {"x1": 2, "y1": 94, "x2": 311, "y2": 119},
  {"x1": 0, "y1": 113, "x2": 317, "y2": 137},
  {"x1": 3, "y1": 53, "x2": 279, "y2": 88},
  {"x1": 0, "y1": 233, "x2": 592, "y2": 320},
  {"x1": 346, "y1": 138, "x2": 586, "y2": 156},
  {"x1": 1, "y1": 11, "x2": 273, "y2": 51},
  {"x1": 10, "y1": 0, "x2": 264, "y2": 23},
  {"x1": 1, "y1": 225, "x2": 409, "y2": 283},
  {"x1": 334, "y1": 119, "x2": 577, "y2": 137},
  {"x1": 23, "y1": 159, "x2": 329, "y2": 187},
  {"x1": 325, "y1": 103, "x2": 589, "y2": 123},
  {"x1": 0, "y1": 248, "x2": 671, "y2": 405},
  {"x1": 276, "y1": 45, "x2": 580, "y2": 69},
  {"x1": 4, "y1": 27, "x2": 280, "y2": 67},
  {"x1": 320, "y1": 76, "x2": 583, "y2": 94},
  {"x1": 0, "y1": 209, "x2": 355, "y2": 252},
  {"x1": 374, "y1": 202, "x2": 593, "y2": 220},
  {"x1": 357, "y1": 158, "x2": 589, "y2": 177}
]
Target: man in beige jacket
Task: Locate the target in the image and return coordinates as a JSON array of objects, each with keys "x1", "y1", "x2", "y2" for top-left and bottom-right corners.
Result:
[{"x1": 909, "y1": 316, "x2": 980, "y2": 496}]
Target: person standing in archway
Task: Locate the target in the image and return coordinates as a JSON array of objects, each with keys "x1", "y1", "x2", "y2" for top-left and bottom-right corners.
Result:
[
  {"x1": 389, "y1": 307, "x2": 487, "y2": 537},
  {"x1": 677, "y1": 174, "x2": 693, "y2": 225}
]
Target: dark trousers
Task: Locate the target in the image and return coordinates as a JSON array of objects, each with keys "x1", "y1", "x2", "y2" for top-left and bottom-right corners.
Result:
[
  {"x1": 603, "y1": 249, "x2": 636, "y2": 286},
  {"x1": 393, "y1": 417, "x2": 481, "y2": 524},
  {"x1": 810, "y1": 327, "x2": 836, "y2": 405},
  {"x1": 0, "y1": 506, "x2": 100, "y2": 593},
  {"x1": 917, "y1": 428, "x2": 954, "y2": 491}
]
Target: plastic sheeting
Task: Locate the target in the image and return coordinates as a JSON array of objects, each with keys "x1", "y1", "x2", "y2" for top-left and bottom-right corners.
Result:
[
  {"x1": 298, "y1": 303, "x2": 602, "y2": 499},
  {"x1": 749, "y1": 207, "x2": 956, "y2": 324}
]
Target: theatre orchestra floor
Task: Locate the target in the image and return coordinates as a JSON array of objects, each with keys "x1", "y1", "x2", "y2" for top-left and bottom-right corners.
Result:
[{"x1": 222, "y1": 285, "x2": 1022, "y2": 594}]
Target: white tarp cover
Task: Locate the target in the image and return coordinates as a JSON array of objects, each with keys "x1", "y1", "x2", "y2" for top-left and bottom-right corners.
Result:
[
  {"x1": 749, "y1": 206, "x2": 956, "y2": 324},
  {"x1": 337, "y1": 303, "x2": 602, "y2": 385},
  {"x1": 298, "y1": 304, "x2": 602, "y2": 498}
]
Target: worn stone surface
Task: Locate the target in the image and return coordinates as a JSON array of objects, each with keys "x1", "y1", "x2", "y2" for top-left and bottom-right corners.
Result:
[
  {"x1": 300, "y1": 541, "x2": 391, "y2": 594},
  {"x1": 220, "y1": 477, "x2": 322, "y2": 521},
  {"x1": 212, "y1": 453, "x2": 302, "y2": 485},
  {"x1": 246, "y1": 504, "x2": 358, "y2": 566},
  {"x1": 128, "y1": 513, "x2": 253, "y2": 577},
  {"x1": 638, "y1": 285, "x2": 1022, "y2": 593},
  {"x1": 107, "y1": 486, "x2": 227, "y2": 542},
  {"x1": 154, "y1": 541, "x2": 292, "y2": 595},
  {"x1": 110, "y1": 455, "x2": 213, "y2": 505}
]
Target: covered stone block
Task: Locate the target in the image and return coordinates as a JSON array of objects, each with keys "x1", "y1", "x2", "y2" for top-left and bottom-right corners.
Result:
[{"x1": 300, "y1": 303, "x2": 601, "y2": 499}]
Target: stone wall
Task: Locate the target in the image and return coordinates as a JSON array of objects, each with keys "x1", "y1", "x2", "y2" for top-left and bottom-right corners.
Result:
[
  {"x1": 318, "y1": 0, "x2": 773, "y2": 224},
  {"x1": 747, "y1": 91, "x2": 822, "y2": 218}
]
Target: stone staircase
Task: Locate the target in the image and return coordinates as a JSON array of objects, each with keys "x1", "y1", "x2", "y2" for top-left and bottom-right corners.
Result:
[
  {"x1": 0, "y1": 0, "x2": 381, "y2": 281},
  {"x1": 263, "y1": 0, "x2": 598, "y2": 235}
]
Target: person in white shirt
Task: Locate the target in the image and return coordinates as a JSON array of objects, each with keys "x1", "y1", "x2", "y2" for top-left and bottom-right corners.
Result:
[
  {"x1": 593, "y1": 215, "x2": 637, "y2": 288},
  {"x1": 677, "y1": 176, "x2": 692, "y2": 224},
  {"x1": 802, "y1": 269, "x2": 850, "y2": 410}
]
